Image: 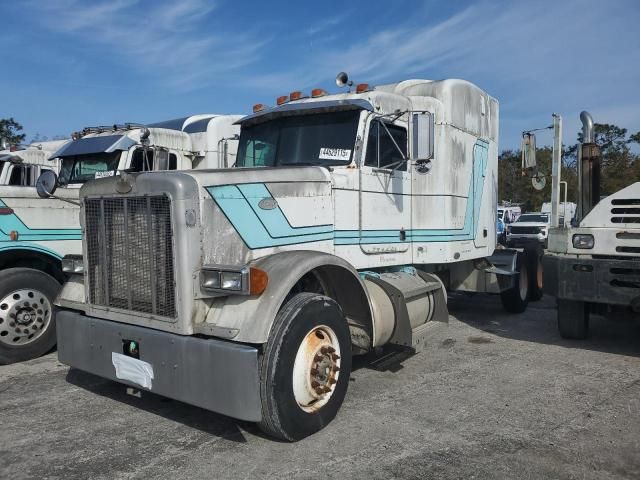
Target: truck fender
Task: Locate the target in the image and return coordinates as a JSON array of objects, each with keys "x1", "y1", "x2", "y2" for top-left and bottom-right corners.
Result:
[{"x1": 200, "y1": 251, "x2": 375, "y2": 347}]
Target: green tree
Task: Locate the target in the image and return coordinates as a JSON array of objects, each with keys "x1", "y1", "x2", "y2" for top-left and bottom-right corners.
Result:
[
  {"x1": 0, "y1": 118, "x2": 26, "y2": 147},
  {"x1": 499, "y1": 147, "x2": 578, "y2": 211}
]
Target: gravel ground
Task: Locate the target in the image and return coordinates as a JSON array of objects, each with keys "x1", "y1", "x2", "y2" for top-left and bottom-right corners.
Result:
[{"x1": 1, "y1": 295, "x2": 639, "y2": 480}]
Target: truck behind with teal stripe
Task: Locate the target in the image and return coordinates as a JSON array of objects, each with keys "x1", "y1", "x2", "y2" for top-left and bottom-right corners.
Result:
[{"x1": 0, "y1": 115, "x2": 241, "y2": 364}]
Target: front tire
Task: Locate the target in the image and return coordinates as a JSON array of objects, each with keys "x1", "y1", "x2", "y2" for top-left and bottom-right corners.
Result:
[
  {"x1": 500, "y1": 252, "x2": 530, "y2": 313},
  {"x1": 258, "y1": 293, "x2": 352, "y2": 441},
  {"x1": 0, "y1": 268, "x2": 61, "y2": 365},
  {"x1": 558, "y1": 299, "x2": 589, "y2": 339}
]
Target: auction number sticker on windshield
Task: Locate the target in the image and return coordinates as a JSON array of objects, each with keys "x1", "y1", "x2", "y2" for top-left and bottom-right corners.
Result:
[
  {"x1": 95, "y1": 171, "x2": 115, "y2": 179},
  {"x1": 319, "y1": 147, "x2": 351, "y2": 161}
]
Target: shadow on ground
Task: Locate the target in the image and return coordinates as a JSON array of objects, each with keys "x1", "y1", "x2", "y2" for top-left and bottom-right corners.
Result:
[
  {"x1": 65, "y1": 368, "x2": 263, "y2": 442},
  {"x1": 449, "y1": 293, "x2": 640, "y2": 357}
]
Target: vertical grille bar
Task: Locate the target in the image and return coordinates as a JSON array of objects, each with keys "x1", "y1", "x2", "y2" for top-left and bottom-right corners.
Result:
[
  {"x1": 123, "y1": 197, "x2": 132, "y2": 310},
  {"x1": 146, "y1": 196, "x2": 157, "y2": 315},
  {"x1": 99, "y1": 198, "x2": 110, "y2": 305}
]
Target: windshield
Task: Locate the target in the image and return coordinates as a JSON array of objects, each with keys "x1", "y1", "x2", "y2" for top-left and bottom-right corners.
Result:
[
  {"x1": 236, "y1": 110, "x2": 360, "y2": 167},
  {"x1": 518, "y1": 214, "x2": 549, "y2": 223},
  {"x1": 58, "y1": 152, "x2": 121, "y2": 185}
]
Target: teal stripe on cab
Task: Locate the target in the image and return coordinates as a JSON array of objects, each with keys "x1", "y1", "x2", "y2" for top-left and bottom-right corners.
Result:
[
  {"x1": 207, "y1": 184, "x2": 333, "y2": 249},
  {"x1": 0, "y1": 198, "x2": 82, "y2": 242},
  {"x1": 0, "y1": 242, "x2": 64, "y2": 259},
  {"x1": 208, "y1": 140, "x2": 489, "y2": 248},
  {"x1": 335, "y1": 140, "x2": 489, "y2": 245}
]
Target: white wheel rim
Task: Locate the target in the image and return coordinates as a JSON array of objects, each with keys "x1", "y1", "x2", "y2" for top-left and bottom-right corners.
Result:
[
  {"x1": 0, "y1": 288, "x2": 52, "y2": 346},
  {"x1": 292, "y1": 325, "x2": 341, "y2": 413}
]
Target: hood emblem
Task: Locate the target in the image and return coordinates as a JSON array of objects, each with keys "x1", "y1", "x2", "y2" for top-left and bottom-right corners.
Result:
[{"x1": 258, "y1": 197, "x2": 278, "y2": 210}]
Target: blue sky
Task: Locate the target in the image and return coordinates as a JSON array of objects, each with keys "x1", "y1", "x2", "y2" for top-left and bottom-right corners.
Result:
[{"x1": 2, "y1": 0, "x2": 639, "y2": 150}]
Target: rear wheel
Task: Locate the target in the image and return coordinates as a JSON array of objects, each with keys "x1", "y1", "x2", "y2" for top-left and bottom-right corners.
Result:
[
  {"x1": 0, "y1": 268, "x2": 61, "y2": 364},
  {"x1": 258, "y1": 293, "x2": 352, "y2": 441},
  {"x1": 527, "y1": 248, "x2": 544, "y2": 302},
  {"x1": 558, "y1": 299, "x2": 589, "y2": 339},
  {"x1": 500, "y1": 252, "x2": 530, "y2": 313}
]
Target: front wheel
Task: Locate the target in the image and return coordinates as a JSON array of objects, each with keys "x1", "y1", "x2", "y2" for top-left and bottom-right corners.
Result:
[
  {"x1": 500, "y1": 252, "x2": 530, "y2": 313},
  {"x1": 0, "y1": 268, "x2": 61, "y2": 364},
  {"x1": 258, "y1": 293, "x2": 352, "y2": 441}
]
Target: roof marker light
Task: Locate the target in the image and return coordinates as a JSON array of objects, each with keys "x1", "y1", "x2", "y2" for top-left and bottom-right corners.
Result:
[
  {"x1": 253, "y1": 103, "x2": 266, "y2": 113},
  {"x1": 277, "y1": 95, "x2": 289, "y2": 105},
  {"x1": 311, "y1": 88, "x2": 327, "y2": 98},
  {"x1": 289, "y1": 91, "x2": 306, "y2": 101},
  {"x1": 356, "y1": 83, "x2": 370, "y2": 93}
]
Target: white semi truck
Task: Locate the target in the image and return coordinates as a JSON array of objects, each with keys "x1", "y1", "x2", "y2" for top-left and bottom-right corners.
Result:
[
  {"x1": 0, "y1": 115, "x2": 240, "y2": 364},
  {"x1": 544, "y1": 112, "x2": 640, "y2": 338},
  {"x1": 0, "y1": 140, "x2": 68, "y2": 186},
  {"x1": 54, "y1": 75, "x2": 537, "y2": 440}
]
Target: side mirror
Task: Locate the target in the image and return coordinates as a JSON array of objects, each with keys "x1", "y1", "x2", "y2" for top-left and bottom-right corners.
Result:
[
  {"x1": 411, "y1": 112, "x2": 434, "y2": 161},
  {"x1": 521, "y1": 133, "x2": 536, "y2": 169},
  {"x1": 36, "y1": 170, "x2": 58, "y2": 198}
]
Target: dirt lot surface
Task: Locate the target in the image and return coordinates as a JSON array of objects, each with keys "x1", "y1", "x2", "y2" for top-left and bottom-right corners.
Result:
[{"x1": 2, "y1": 295, "x2": 639, "y2": 479}]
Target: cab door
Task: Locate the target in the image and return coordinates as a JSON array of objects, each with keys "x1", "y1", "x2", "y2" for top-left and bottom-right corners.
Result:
[{"x1": 358, "y1": 118, "x2": 412, "y2": 259}]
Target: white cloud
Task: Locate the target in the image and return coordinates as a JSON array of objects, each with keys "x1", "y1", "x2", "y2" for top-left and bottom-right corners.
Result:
[
  {"x1": 246, "y1": 0, "x2": 640, "y2": 147},
  {"x1": 27, "y1": 0, "x2": 266, "y2": 90}
]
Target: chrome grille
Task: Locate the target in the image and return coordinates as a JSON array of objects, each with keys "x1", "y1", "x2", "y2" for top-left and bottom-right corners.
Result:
[
  {"x1": 509, "y1": 226, "x2": 540, "y2": 234},
  {"x1": 85, "y1": 195, "x2": 176, "y2": 318}
]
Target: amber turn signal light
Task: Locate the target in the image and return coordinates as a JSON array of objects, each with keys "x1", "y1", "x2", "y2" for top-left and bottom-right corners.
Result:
[{"x1": 249, "y1": 267, "x2": 269, "y2": 295}]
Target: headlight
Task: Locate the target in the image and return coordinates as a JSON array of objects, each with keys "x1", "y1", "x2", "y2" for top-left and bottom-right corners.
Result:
[
  {"x1": 572, "y1": 234, "x2": 594, "y2": 249},
  {"x1": 200, "y1": 266, "x2": 268, "y2": 296},
  {"x1": 62, "y1": 255, "x2": 84, "y2": 274},
  {"x1": 221, "y1": 271, "x2": 243, "y2": 291}
]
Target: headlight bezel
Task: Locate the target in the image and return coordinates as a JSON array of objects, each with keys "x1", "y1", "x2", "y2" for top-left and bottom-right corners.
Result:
[
  {"x1": 199, "y1": 265, "x2": 269, "y2": 296},
  {"x1": 200, "y1": 266, "x2": 249, "y2": 295},
  {"x1": 572, "y1": 234, "x2": 595, "y2": 249}
]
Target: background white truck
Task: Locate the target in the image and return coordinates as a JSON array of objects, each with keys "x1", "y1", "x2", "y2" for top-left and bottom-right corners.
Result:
[
  {"x1": 54, "y1": 74, "x2": 538, "y2": 441},
  {"x1": 544, "y1": 112, "x2": 640, "y2": 338},
  {"x1": 0, "y1": 140, "x2": 68, "y2": 186},
  {"x1": 0, "y1": 115, "x2": 240, "y2": 364},
  {"x1": 542, "y1": 201, "x2": 576, "y2": 227}
]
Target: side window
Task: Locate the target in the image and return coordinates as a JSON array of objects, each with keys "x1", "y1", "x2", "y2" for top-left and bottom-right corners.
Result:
[
  {"x1": 8, "y1": 165, "x2": 33, "y2": 186},
  {"x1": 364, "y1": 121, "x2": 408, "y2": 171},
  {"x1": 244, "y1": 140, "x2": 275, "y2": 167},
  {"x1": 130, "y1": 148, "x2": 154, "y2": 172},
  {"x1": 8, "y1": 166, "x2": 21, "y2": 185},
  {"x1": 169, "y1": 154, "x2": 177, "y2": 170}
]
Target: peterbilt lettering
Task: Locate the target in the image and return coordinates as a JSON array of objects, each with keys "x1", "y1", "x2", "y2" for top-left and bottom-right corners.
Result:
[{"x1": 55, "y1": 75, "x2": 535, "y2": 441}]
